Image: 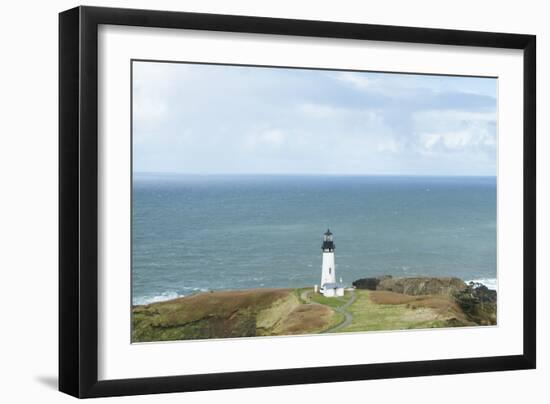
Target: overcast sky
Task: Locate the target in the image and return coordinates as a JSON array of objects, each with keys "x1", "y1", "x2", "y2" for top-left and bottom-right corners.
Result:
[{"x1": 132, "y1": 61, "x2": 497, "y2": 176}]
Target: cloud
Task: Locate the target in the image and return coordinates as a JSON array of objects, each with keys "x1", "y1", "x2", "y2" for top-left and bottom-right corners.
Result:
[
  {"x1": 298, "y1": 103, "x2": 342, "y2": 119},
  {"x1": 261, "y1": 129, "x2": 286, "y2": 146},
  {"x1": 420, "y1": 130, "x2": 494, "y2": 152},
  {"x1": 412, "y1": 109, "x2": 496, "y2": 154},
  {"x1": 244, "y1": 129, "x2": 287, "y2": 150},
  {"x1": 132, "y1": 61, "x2": 497, "y2": 176},
  {"x1": 335, "y1": 72, "x2": 370, "y2": 90},
  {"x1": 133, "y1": 97, "x2": 168, "y2": 125},
  {"x1": 377, "y1": 138, "x2": 403, "y2": 153}
]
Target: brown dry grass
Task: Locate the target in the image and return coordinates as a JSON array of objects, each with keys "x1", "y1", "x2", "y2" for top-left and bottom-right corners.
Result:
[
  {"x1": 135, "y1": 288, "x2": 293, "y2": 327},
  {"x1": 368, "y1": 290, "x2": 470, "y2": 323},
  {"x1": 132, "y1": 288, "x2": 342, "y2": 342},
  {"x1": 274, "y1": 304, "x2": 334, "y2": 335}
]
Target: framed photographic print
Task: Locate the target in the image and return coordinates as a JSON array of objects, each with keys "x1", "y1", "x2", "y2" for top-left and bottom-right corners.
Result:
[{"x1": 59, "y1": 6, "x2": 536, "y2": 398}]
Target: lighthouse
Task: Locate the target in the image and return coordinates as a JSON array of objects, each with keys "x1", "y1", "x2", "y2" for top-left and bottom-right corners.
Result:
[{"x1": 319, "y1": 229, "x2": 345, "y2": 297}]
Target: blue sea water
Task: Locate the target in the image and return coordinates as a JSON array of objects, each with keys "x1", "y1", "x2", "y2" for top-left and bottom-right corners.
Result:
[{"x1": 132, "y1": 174, "x2": 496, "y2": 305}]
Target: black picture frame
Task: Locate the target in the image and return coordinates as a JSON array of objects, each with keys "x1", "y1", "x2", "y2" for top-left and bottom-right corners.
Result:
[{"x1": 59, "y1": 5, "x2": 536, "y2": 398}]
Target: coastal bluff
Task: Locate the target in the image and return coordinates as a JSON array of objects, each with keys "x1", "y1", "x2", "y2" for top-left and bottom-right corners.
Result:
[
  {"x1": 353, "y1": 275, "x2": 497, "y2": 326},
  {"x1": 132, "y1": 288, "x2": 339, "y2": 343},
  {"x1": 352, "y1": 276, "x2": 467, "y2": 296},
  {"x1": 132, "y1": 276, "x2": 497, "y2": 343}
]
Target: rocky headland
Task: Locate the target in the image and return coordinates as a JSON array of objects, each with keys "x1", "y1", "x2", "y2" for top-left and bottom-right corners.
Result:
[
  {"x1": 352, "y1": 275, "x2": 497, "y2": 325},
  {"x1": 132, "y1": 276, "x2": 497, "y2": 342}
]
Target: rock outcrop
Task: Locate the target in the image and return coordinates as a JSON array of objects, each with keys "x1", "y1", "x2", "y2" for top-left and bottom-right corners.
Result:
[
  {"x1": 452, "y1": 281, "x2": 497, "y2": 325},
  {"x1": 351, "y1": 276, "x2": 387, "y2": 290},
  {"x1": 352, "y1": 276, "x2": 497, "y2": 326},
  {"x1": 353, "y1": 276, "x2": 467, "y2": 296}
]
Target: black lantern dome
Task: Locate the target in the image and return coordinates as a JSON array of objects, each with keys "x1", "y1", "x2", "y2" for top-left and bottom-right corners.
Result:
[{"x1": 322, "y1": 229, "x2": 335, "y2": 251}]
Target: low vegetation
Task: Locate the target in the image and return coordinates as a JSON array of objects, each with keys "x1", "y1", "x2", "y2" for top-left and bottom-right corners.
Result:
[
  {"x1": 452, "y1": 281, "x2": 497, "y2": 325},
  {"x1": 341, "y1": 290, "x2": 459, "y2": 332},
  {"x1": 132, "y1": 288, "x2": 338, "y2": 342},
  {"x1": 309, "y1": 293, "x2": 352, "y2": 309},
  {"x1": 132, "y1": 277, "x2": 496, "y2": 342}
]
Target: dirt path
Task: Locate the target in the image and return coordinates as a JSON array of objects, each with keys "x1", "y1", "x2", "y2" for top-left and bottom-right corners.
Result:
[{"x1": 300, "y1": 289, "x2": 357, "y2": 333}]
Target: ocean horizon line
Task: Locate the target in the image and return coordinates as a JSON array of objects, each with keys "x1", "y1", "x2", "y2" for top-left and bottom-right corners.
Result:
[{"x1": 133, "y1": 172, "x2": 497, "y2": 178}]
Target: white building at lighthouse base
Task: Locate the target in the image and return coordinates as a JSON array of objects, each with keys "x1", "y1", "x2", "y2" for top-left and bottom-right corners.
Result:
[{"x1": 320, "y1": 282, "x2": 345, "y2": 297}]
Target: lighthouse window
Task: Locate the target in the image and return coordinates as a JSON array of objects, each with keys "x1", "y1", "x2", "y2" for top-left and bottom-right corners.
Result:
[{"x1": 329, "y1": 268, "x2": 331, "y2": 274}]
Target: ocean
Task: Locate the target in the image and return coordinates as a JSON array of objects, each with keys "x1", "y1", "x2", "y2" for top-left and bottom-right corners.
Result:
[{"x1": 132, "y1": 174, "x2": 497, "y2": 305}]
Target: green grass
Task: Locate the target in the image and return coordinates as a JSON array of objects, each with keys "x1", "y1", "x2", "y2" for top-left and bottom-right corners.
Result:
[
  {"x1": 340, "y1": 290, "x2": 448, "y2": 332},
  {"x1": 132, "y1": 287, "x2": 341, "y2": 342},
  {"x1": 295, "y1": 287, "x2": 311, "y2": 304},
  {"x1": 324, "y1": 311, "x2": 346, "y2": 331},
  {"x1": 132, "y1": 287, "x2": 478, "y2": 342},
  {"x1": 309, "y1": 292, "x2": 352, "y2": 309},
  {"x1": 132, "y1": 288, "x2": 295, "y2": 342}
]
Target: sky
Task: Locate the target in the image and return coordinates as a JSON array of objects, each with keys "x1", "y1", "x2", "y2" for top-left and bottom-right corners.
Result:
[{"x1": 132, "y1": 61, "x2": 497, "y2": 176}]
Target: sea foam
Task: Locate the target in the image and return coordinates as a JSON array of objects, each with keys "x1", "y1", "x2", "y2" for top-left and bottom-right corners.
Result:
[
  {"x1": 465, "y1": 278, "x2": 497, "y2": 291},
  {"x1": 133, "y1": 291, "x2": 184, "y2": 306},
  {"x1": 133, "y1": 287, "x2": 209, "y2": 305}
]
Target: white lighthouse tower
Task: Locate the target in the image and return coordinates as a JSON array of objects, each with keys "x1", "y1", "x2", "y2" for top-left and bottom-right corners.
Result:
[{"x1": 319, "y1": 229, "x2": 344, "y2": 297}]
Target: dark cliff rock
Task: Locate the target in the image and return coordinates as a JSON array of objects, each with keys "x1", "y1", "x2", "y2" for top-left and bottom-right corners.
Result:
[
  {"x1": 452, "y1": 281, "x2": 497, "y2": 325},
  {"x1": 352, "y1": 276, "x2": 497, "y2": 326},
  {"x1": 352, "y1": 275, "x2": 391, "y2": 290},
  {"x1": 353, "y1": 276, "x2": 467, "y2": 296}
]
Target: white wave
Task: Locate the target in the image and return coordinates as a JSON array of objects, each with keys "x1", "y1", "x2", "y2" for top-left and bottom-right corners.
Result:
[
  {"x1": 133, "y1": 291, "x2": 185, "y2": 305},
  {"x1": 133, "y1": 287, "x2": 211, "y2": 305},
  {"x1": 465, "y1": 278, "x2": 497, "y2": 291}
]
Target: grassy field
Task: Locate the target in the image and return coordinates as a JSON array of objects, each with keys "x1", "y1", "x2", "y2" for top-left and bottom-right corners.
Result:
[
  {"x1": 340, "y1": 290, "x2": 473, "y2": 332},
  {"x1": 132, "y1": 288, "x2": 339, "y2": 342},
  {"x1": 309, "y1": 292, "x2": 353, "y2": 309},
  {"x1": 132, "y1": 286, "x2": 481, "y2": 342}
]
